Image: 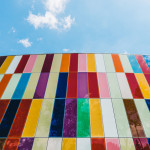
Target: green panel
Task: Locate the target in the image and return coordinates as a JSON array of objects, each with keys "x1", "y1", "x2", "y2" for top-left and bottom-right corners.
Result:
[
  {"x1": 32, "y1": 138, "x2": 48, "y2": 150},
  {"x1": 0, "y1": 74, "x2": 4, "y2": 82},
  {"x1": 77, "y1": 98, "x2": 90, "y2": 137},
  {"x1": 120, "y1": 138, "x2": 135, "y2": 150}
]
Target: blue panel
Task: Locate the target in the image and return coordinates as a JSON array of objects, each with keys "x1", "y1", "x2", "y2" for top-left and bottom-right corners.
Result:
[
  {"x1": 145, "y1": 99, "x2": 150, "y2": 112},
  {"x1": 143, "y1": 55, "x2": 150, "y2": 69},
  {"x1": 147, "y1": 138, "x2": 150, "y2": 147},
  {"x1": 49, "y1": 99, "x2": 65, "y2": 137},
  {"x1": 128, "y1": 55, "x2": 142, "y2": 73},
  {"x1": 55, "y1": 73, "x2": 68, "y2": 98},
  {"x1": 0, "y1": 100, "x2": 20, "y2": 137},
  {"x1": 12, "y1": 73, "x2": 31, "y2": 99}
]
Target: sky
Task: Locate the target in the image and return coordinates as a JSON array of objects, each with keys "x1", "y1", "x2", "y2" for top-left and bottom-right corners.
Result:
[{"x1": 0, "y1": 0, "x2": 150, "y2": 55}]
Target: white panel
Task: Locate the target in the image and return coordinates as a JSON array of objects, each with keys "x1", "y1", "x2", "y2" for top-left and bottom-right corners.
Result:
[
  {"x1": 101, "y1": 99, "x2": 118, "y2": 137},
  {"x1": 117, "y1": 73, "x2": 133, "y2": 99},
  {"x1": 5, "y1": 56, "x2": 22, "y2": 74},
  {"x1": 47, "y1": 138, "x2": 62, "y2": 150},
  {"x1": 95, "y1": 54, "x2": 106, "y2": 72},
  {"x1": 77, "y1": 138, "x2": 91, "y2": 150}
]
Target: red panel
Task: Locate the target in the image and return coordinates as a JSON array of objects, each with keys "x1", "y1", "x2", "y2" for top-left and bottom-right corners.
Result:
[
  {"x1": 91, "y1": 138, "x2": 106, "y2": 150},
  {"x1": 3, "y1": 138, "x2": 20, "y2": 150},
  {"x1": 126, "y1": 73, "x2": 143, "y2": 99},
  {"x1": 15, "y1": 55, "x2": 30, "y2": 73},
  {"x1": 69, "y1": 54, "x2": 78, "y2": 72},
  {"x1": 88, "y1": 73, "x2": 100, "y2": 98},
  {"x1": 144, "y1": 74, "x2": 150, "y2": 87},
  {"x1": 0, "y1": 100, "x2": 10, "y2": 122},
  {"x1": 8, "y1": 99, "x2": 32, "y2": 137},
  {"x1": 67, "y1": 73, "x2": 78, "y2": 98}
]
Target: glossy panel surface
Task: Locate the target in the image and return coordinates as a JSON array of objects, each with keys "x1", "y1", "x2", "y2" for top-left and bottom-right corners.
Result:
[
  {"x1": 60, "y1": 54, "x2": 70, "y2": 72},
  {"x1": 18, "y1": 138, "x2": 34, "y2": 150},
  {"x1": 3, "y1": 138, "x2": 20, "y2": 150},
  {"x1": 95, "y1": 54, "x2": 106, "y2": 72},
  {"x1": 87, "y1": 54, "x2": 96, "y2": 72},
  {"x1": 62, "y1": 138, "x2": 76, "y2": 150},
  {"x1": 91, "y1": 138, "x2": 106, "y2": 150},
  {"x1": 105, "y1": 138, "x2": 120, "y2": 150},
  {"x1": 69, "y1": 53, "x2": 78, "y2": 72},
  {"x1": 47, "y1": 138, "x2": 62, "y2": 150},
  {"x1": 32, "y1": 138, "x2": 48, "y2": 150},
  {"x1": 133, "y1": 138, "x2": 150, "y2": 150},
  {"x1": 77, "y1": 138, "x2": 91, "y2": 150},
  {"x1": 78, "y1": 54, "x2": 87, "y2": 72},
  {"x1": 120, "y1": 138, "x2": 135, "y2": 150}
]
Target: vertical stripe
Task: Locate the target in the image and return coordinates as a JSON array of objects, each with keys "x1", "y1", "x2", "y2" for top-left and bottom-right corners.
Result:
[
  {"x1": 77, "y1": 138, "x2": 91, "y2": 150},
  {"x1": 144, "y1": 74, "x2": 150, "y2": 86},
  {"x1": 12, "y1": 73, "x2": 31, "y2": 99},
  {"x1": 101, "y1": 99, "x2": 118, "y2": 137},
  {"x1": 18, "y1": 138, "x2": 34, "y2": 150},
  {"x1": 91, "y1": 138, "x2": 106, "y2": 150},
  {"x1": 135, "y1": 99, "x2": 150, "y2": 137},
  {"x1": 95, "y1": 54, "x2": 106, "y2": 72},
  {"x1": 120, "y1": 138, "x2": 135, "y2": 150},
  {"x1": 112, "y1": 99, "x2": 132, "y2": 137},
  {"x1": 90, "y1": 99, "x2": 104, "y2": 137},
  {"x1": 8, "y1": 99, "x2": 32, "y2": 137},
  {"x1": 0, "y1": 56, "x2": 7, "y2": 67},
  {"x1": 0, "y1": 74, "x2": 12, "y2": 98},
  {"x1": 135, "y1": 55, "x2": 150, "y2": 73},
  {"x1": 77, "y1": 98, "x2": 90, "y2": 137},
  {"x1": 32, "y1": 55, "x2": 46, "y2": 73},
  {"x1": 23, "y1": 73, "x2": 40, "y2": 99},
  {"x1": 69, "y1": 53, "x2": 78, "y2": 72},
  {"x1": 112, "y1": 54, "x2": 124, "y2": 72},
  {"x1": 103, "y1": 54, "x2": 115, "y2": 72},
  {"x1": 67, "y1": 73, "x2": 78, "y2": 98},
  {"x1": 33, "y1": 73, "x2": 49, "y2": 98},
  {"x1": 119, "y1": 54, "x2": 133, "y2": 73},
  {"x1": 5, "y1": 56, "x2": 22, "y2": 74},
  {"x1": 117, "y1": 73, "x2": 132, "y2": 99},
  {"x1": 62, "y1": 138, "x2": 76, "y2": 150},
  {"x1": 128, "y1": 55, "x2": 142, "y2": 73},
  {"x1": 143, "y1": 55, "x2": 150, "y2": 69},
  {"x1": 41, "y1": 54, "x2": 54, "y2": 72},
  {"x1": 1, "y1": 74, "x2": 21, "y2": 99},
  {"x1": 87, "y1": 54, "x2": 96, "y2": 72},
  {"x1": 15, "y1": 55, "x2": 30, "y2": 73},
  {"x1": 3, "y1": 138, "x2": 20, "y2": 150},
  {"x1": 107, "y1": 73, "x2": 122, "y2": 98},
  {"x1": 133, "y1": 138, "x2": 150, "y2": 150},
  {"x1": 148, "y1": 138, "x2": 150, "y2": 147},
  {"x1": 23, "y1": 55, "x2": 37, "y2": 73},
  {"x1": 0, "y1": 100, "x2": 20, "y2": 137},
  {"x1": 32, "y1": 138, "x2": 48, "y2": 150},
  {"x1": 123, "y1": 99, "x2": 145, "y2": 137},
  {"x1": 88, "y1": 72, "x2": 100, "y2": 98},
  {"x1": 126, "y1": 73, "x2": 143, "y2": 99},
  {"x1": 135, "y1": 73, "x2": 150, "y2": 99},
  {"x1": 0, "y1": 139, "x2": 6, "y2": 150},
  {"x1": 0, "y1": 56, "x2": 14, "y2": 74},
  {"x1": 78, "y1": 54, "x2": 87, "y2": 72},
  {"x1": 47, "y1": 138, "x2": 62, "y2": 150},
  {"x1": 35, "y1": 99, "x2": 54, "y2": 137},
  {"x1": 63, "y1": 99, "x2": 77, "y2": 137},
  {"x1": 105, "y1": 138, "x2": 120, "y2": 150},
  {"x1": 0, "y1": 100, "x2": 10, "y2": 123},
  {"x1": 55, "y1": 73, "x2": 68, "y2": 98},
  {"x1": 50, "y1": 54, "x2": 62, "y2": 72},
  {"x1": 44, "y1": 73, "x2": 59, "y2": 98},
  {"x1": 50, "y1": 99, "x2": 65, "y2": 137},
  {"x1": 78, "y1": 72, "x2": 88, "y2": 98},
  {"x1": 97, "y1": 73, "x2": 110, "y2": 98},
  {"x1": 22, "y1": 99, "x2": 43, "y2": 137},
  {"x1": 60, "y1": 54, "x2": 70, "y2": 72}
]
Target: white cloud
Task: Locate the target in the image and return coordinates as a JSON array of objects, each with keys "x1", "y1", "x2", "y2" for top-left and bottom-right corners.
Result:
[
  {"x1": 18, "y1": 38, "x2": 32, "y2": 48},
  {"x1": 63, "y1": 48, "x2": 69, "y2": 52},
  {"x1": 11, "y1": 27, "x2": 16, "y2": 33},
  {"x1": 27, "y1": 0, "x2": 75, "y2": 31},
  {"x1": 37, "y1": 37, "x2": 43, "y2": 41}
]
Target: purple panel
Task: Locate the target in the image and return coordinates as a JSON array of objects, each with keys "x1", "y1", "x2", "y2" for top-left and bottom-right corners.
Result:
[
  {"x1": 34, "y1": 73, "x2": 49, "y2": 98},
  {"x1": 18, "y1": 138, "x2": 34, "y2": 150},
  {"x1": 78, "y1": 72, "x2": 89, "y2": 98},
  {"x1": 63, "y1": 99, "x2": 77, "y2": 137}
]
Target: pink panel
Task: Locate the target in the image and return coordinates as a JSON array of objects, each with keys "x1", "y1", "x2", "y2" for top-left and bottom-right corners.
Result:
[
  {"x1": 106, "y1": 138, "x2": 120, "y2": 150},
  {"x1": 97, "y1": 73, "x2": 110, "y2": 98},
  {"x1": 135, "y1": 55, "x2": 150, "y2": 73},
  {"x1": 78, "y1": 54, "x2": 87, "y2": 72},
  {"x1": 23, "y1": 55, "x2": 37, "y2": 73}
]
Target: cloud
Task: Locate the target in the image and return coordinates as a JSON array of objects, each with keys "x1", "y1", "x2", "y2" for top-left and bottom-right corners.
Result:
[
  {"x1": 63, "y1": 48, "x2": 69, "y2": 52},
  {"x1": 18, "y1": 38, "x2": 32, "y2": 48},
  {"x1": 27, "y1": 0, "x2": 75, "y2": 31},
  {"x1": 37, "y1": 37, "x2": 43, "y2": 41}
]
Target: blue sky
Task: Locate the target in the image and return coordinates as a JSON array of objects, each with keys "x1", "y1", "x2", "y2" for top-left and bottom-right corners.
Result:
[{"x1": 0, "y1": 0, "x2": 150, "y2": 55}]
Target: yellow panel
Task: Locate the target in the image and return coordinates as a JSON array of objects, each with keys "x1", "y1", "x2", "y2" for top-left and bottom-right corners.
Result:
[
  {"x1": 62, "y1": 138, "x2": 76, "y2": 150},
  {"x1": 23, "y1": 73, "x2": 40, "y2": 99},
  {"x1": 89, "y1": 99, "x2": 104, "y2": 137},
  {"x1": 87, "y1": 54, "x2": 96, "y2": 72},
  {"x1": 135, "y1": 73, "x2": 150, "y2": 99},
  {"x1": 0, "y1": 56, "x2": 14, "y2": 74},
  {"x1": 32, "y1": 55, "x2": 46, "y2": 72},
  {"x1": 22, "y1": 99, "x2": 43, "y2": 137}
]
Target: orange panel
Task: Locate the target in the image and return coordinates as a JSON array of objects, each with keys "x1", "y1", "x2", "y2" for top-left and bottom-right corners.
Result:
[
  {"x1": 112, "y1": 54, "x2": 124, "y2": 72},
  {"x1": 60, "y1": 54, "x2": 70, "y2": 72}
]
